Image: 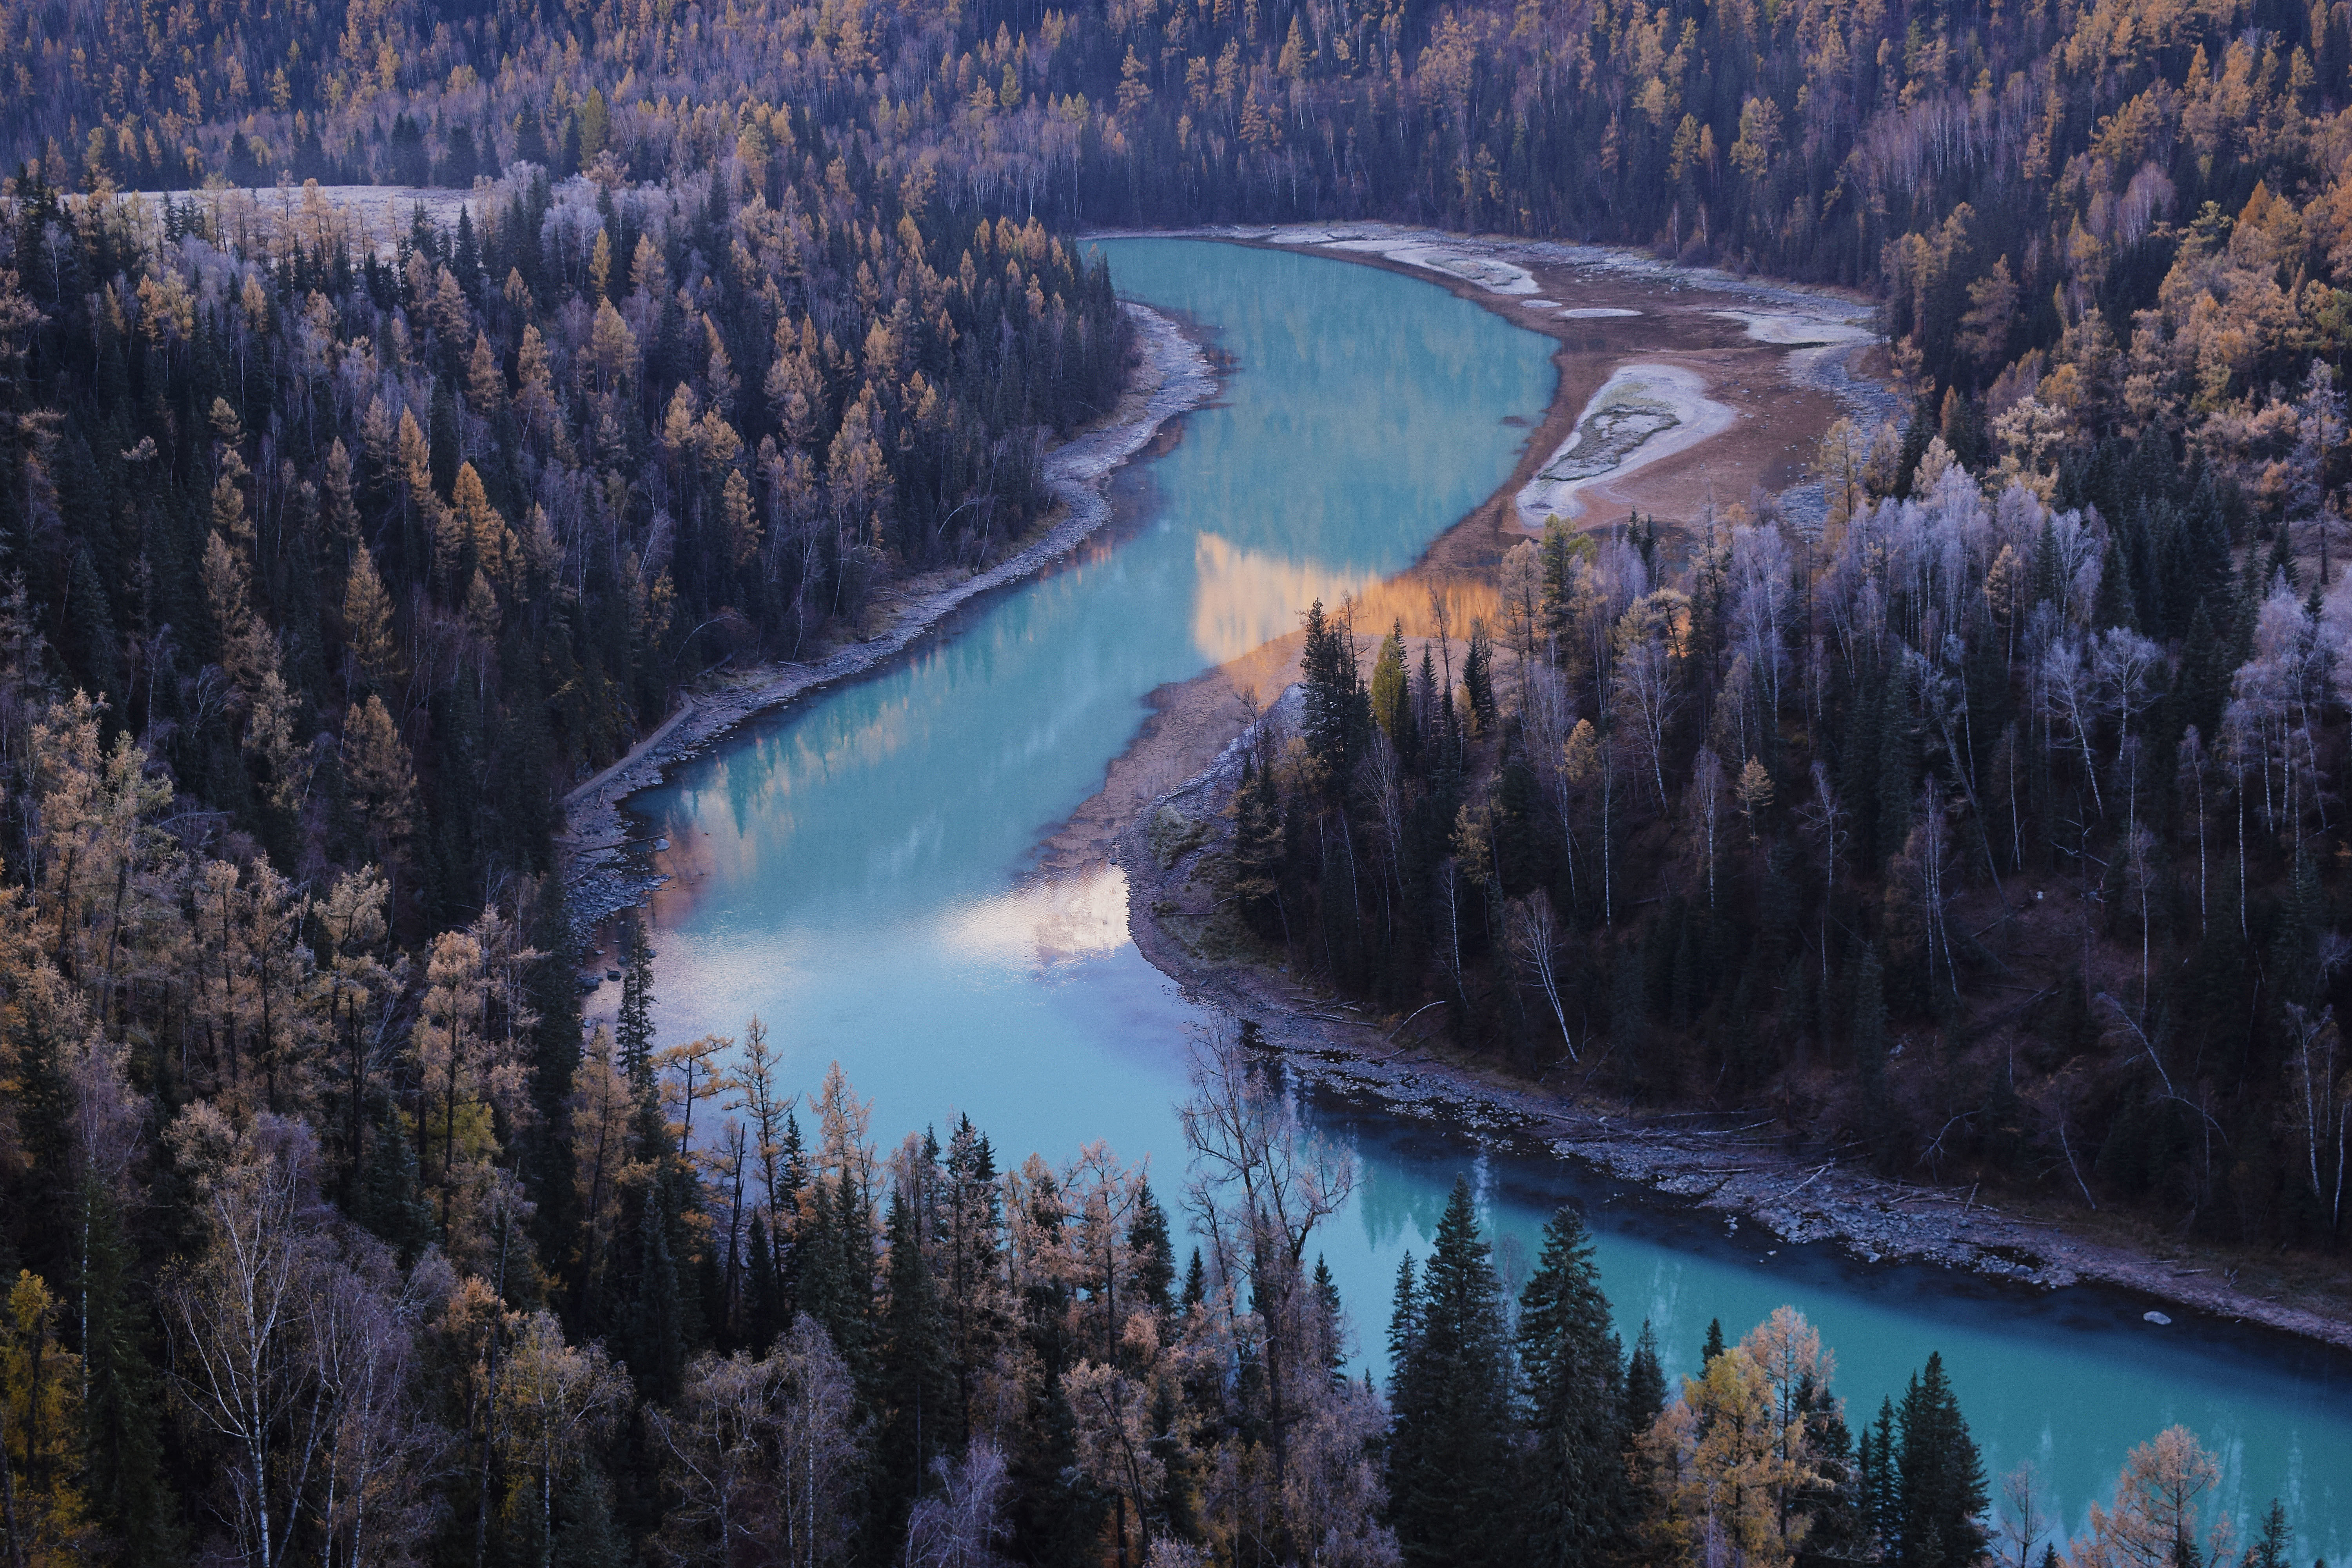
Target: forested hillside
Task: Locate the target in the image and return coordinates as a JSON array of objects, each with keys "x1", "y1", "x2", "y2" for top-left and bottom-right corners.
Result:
[{"x1": 2, "y1": 0, "x2": 2352, "y2": 1555}]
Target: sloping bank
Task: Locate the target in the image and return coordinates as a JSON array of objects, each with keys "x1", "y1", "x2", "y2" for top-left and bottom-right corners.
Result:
[
  {"x1": 557, "y1": 302, "x2": 1214, "y2": 936},
  {"x1": 1116, "y1": 693, "x2": 2352, "y2": 1355}
]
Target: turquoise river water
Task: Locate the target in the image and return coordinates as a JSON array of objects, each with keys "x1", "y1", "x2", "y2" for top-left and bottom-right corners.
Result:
[{"x1": 627, "y1": 238, "x2": 2350, "y2": 1553}]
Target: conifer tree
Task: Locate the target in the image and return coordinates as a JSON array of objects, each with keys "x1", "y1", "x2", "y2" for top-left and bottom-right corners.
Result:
[
  {"x1": 1518, "y1": 1205, "x2": 1627, "y2": 1568},
  {"x1": 1386, "y1": 1178, "x2": 1517, "y2": 1566},
  {"x1": 1464, "y1": 621, "x2": 1497, "y2": 732},
  {"x1": 616, "y1": 916, "x2": 655, "y2": 1088},
  {"x1": 1229, "y1": 758, "x2": 1287, "y2": 941},
  {"x1": 1895, "y1": 1352, "x2": 1988, "y2": 1568},
  {"x1": 1372, "y1": 621, "x2": 1413, "y2": 755},
  {"x1": 1128, "y1": 1178, "x2": 1175, "y2": 1317},
  {"x1": 744, "y1": 1216, "x2": 782, "y2": 1356},
  {"x1": 625, "y1": 1183, "x2": 687, "y2": 1404},
  {"x1": 878, "y1": 1184, "x2": 953, "y2": 1543},
  {"x1": 1622, "y1": 1321, "x2": 1668, "y2": 1437},
  {"x1": 2246, "y1": 1500, "x2": 2293, "y2": 1568},
  {"x1": 354, "y1": 1102, "x2": 435, "y2": 1263},
  {"x1": 75, "y1": 1180, "x2": 172, "y2": 1560}
]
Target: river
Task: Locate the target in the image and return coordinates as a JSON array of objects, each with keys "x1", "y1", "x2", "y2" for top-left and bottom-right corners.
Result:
[{"x1": 624, "y1": 238, "x2": 2350, "y2": 1553}]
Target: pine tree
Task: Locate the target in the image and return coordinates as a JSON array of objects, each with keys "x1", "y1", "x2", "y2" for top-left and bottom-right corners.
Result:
[
  {"x1": 76, "y1": 1179, "x2": 173, "y2": 1561},
  {"x1": 1229, "y1": 758, "x2": 1287, "y2": 940},
  {"x1": 1517, "y1": 1205, "x2": 1626, "y2": 1568},
  {"x1": 1299, "y1": 598, "x2": 1368, "y2": 796},
  {"x1": 615, "y1": 916, "x2": 655, "y2": 1087},
  {"x1": 2246, "y1": 1500, "x2": 2293, "y2": 1568},
  {"x1": 1128, "y1": 1179, "x2": 1175, "y2": 1317},
  {"x1": 1795, "y1": 1375, "x2": 1866, "y2": 1568},
  {"x1": 744, "y1": 1215, "x2": 782, "y2": 1355},
  {"x1": 1621, "y1": 1321, "x2": 1667, "y2": 1437},
  {"x1": 877, "y1": 1185, "x2": 952, "y2": 1543},
  {"x1": 624, "y1": 1182, "x2": 686, "y2": 1403},
  {"x1": 1387, "y1": 1178, "x2": 1518, "y2": 1567},
  {"x1": 1702, "y1": 1316, "x2": 1726, "y2": 1367},
  {"x1": 1894, "y1": 1352, "x2": 1987, "y2": 1568},
  {"x1": 1464, "y1": 620, "x2": 1497, "y2": 732},
  {"x1": 1860, "y1": 1397, "x2": 1899, "y2": 1555},
  {"x1": 354, "y1": 1102, "x2": 435, "y2": 1263},
  {"x1": 1372, "y1": 619, "x2": 1415, "y2": 760}
]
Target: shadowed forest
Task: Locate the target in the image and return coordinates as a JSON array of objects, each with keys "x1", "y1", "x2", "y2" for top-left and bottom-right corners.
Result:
[{"x1": 1, "y1": 0, "x2": 2350, "y2": 1557}]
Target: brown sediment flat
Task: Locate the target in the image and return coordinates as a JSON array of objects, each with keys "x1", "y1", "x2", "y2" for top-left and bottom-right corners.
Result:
[{"x1": 1040, "y1": 232, "x2": 1865, "y2": 869}]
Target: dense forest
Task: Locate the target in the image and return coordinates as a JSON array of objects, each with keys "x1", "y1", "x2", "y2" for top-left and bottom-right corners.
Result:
[{"x1": 3, "y1": 0, "x2": 2352, "y2": 1555}]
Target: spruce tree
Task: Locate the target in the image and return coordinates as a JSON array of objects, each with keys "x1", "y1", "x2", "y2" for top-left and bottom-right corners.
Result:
[
  {"x1": 877, "y1": 1186, "x2": 953, "y2": 1544},
  {"x1": 744, "y1": 1215, "x2": 782, "y2": 1355},
  {"x1": 77, "y1": 1178, "x2": 174, "y2": 1561},
  {"x1": 624, "y1": 1182, "x2": 686, "y2": 1403},
  {"x1": 1517, "y1": 1205, "x2": 1626, "y2": 1568},
  {"x1": 1464, "y1": 620, "x2": 1497, "y2": 731},
  {"x1": 2246, "y1": 1501, "x2": 2293, "y2": 1568},
  {"x1": 615, "y1": 915, "x2": 655, "y2": 1087},
  {"x1": 1230, "y1": 758, "x2": 1288, "y2": 940},
  {"x1": 1894, "y1": 1353, "x2": 1987, "y2": 1568},
  {"x1": 1129, "y1": 1179, "x2": 1176, "y2": 1316},
  {"x1": 1386, "y1": 1178, "x2": 1518, "y2": 1567},
  {"x1": 354, "y1": 1101, "x2": 435, "y2": 1263},
  {"x1": 1860, "y1": 1397, "x2": 1900, "y2": 1555},
  {"x1": 1621, "y1": 1321, "x2": 1667, "y2": 1437}
]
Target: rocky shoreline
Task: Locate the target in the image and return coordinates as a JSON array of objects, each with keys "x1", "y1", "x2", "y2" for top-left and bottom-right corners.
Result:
[
  {"x1": 1116, "y1": 691, "x2": 2352, "y2": 1356},
  {"x1": 555, "y1": 300, "x2": 1215, "y2": 938}
]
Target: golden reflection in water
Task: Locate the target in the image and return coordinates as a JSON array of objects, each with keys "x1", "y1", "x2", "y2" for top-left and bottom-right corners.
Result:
[
  {"x1": 938, "y1": 862, "x2": 1135, "y2": 969},
  {"x1": 1191, "y1": 534, "x2": 1504, "y2": 666},
  {"x1": 1189, "y1": 533, "x2": 1384, "y2": 663}
]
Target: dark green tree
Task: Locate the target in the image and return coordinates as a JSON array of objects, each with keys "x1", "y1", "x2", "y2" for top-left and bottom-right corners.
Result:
[
  {"x1": 1894, "y1": 1352, "x2": 1987, "y2": 1568},
  {"x1": 876, "y1": 1183, "x2": 953, "y2": 1543},
  {"x1": 76, "y1": 1178, "x2": 176, "y2": 1561},
  {"x1": 1621, "y1": 1321, "x2": 1668, "y2": 1438},
  {"x1": 1516, "y1": 1205, "x2": 1626, "y2": 1568},
  {"x1": 1386, "y1": 1178, "x2": 1518, "y2": 1567},
  {"x1": 623, "y1": 1182, "x2": 686, "y2": 1403}
]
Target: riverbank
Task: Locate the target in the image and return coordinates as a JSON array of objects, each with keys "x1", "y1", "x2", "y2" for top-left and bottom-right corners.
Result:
[
  {"x1": 1038, "y1": 227, "x2": 1882, "y2": 871},
  {"x1": 1059, "y1": 229, "x2": 2352, "y2": 1354},
  {"x1": 1113, "y1": 691, "x2": 2352, "y2": 1355},
  {"x1": 555, "y1": 300, "x2": 1214, "y2": 937},
  {"x1": 1091, "y1": 221, "x2": 1897, "y2": 547}
]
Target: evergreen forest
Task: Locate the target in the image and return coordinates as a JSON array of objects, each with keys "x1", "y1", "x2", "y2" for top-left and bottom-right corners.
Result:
[{"x1": 2, "y1": 0, "x2": 2351, "y2": 1555}]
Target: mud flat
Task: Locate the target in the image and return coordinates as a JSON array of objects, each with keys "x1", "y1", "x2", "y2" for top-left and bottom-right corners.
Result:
[{"x1": 1515, "y1": 362, "x2": 1737, "y2": 528}]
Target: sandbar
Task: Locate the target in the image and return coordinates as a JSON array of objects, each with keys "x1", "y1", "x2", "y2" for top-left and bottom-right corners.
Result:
[{"x1": 1514, "y1": 362, "x2": 1735, "y2": 530}]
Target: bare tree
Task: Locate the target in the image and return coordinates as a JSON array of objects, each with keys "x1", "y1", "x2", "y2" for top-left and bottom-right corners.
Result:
[
  {"x1": 165, "y1": 1117, "x2": 388, "y2": 1568},
  {"x1": 1996, "y1": 1461, "x2": 2047, "y2": 1568},
  {"x1": 1688, "y1": 745, "x2": 1726, "y2": 908},
  {"x1": 904, "y1": 1441, "x2": 1012, "y2": 1568},
  {"x1": 1506, "y1": 893, "x2": 1575, "y2": 1062},
  {"x1": 1177, "y1": 1024, "x2": 1353, "y2": 1544}
]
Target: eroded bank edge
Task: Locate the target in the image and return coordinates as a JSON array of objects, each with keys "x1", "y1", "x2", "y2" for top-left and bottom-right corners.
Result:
[{"x1": 556, "y1": 300, "x2": 1217, "y2": 939}]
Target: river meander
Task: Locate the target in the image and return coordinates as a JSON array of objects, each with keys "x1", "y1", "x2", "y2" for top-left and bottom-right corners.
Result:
[{"x1": 625, "y1": 238, "x2": 2350, "y2": 1553}]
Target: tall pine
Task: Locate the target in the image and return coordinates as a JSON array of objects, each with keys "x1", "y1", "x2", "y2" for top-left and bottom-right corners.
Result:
[
  {"x1": 1517, "y1": 1205, "x2": 1627, "y2": 1568},
  {"x1": 1386, "y1": 1178, "x2": 1518, "y2": 1567}
]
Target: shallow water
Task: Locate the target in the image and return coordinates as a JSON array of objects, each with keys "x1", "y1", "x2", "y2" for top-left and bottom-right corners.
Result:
[{"x1": 627, "y1": 238, "x2": 2349, "y2": 1553}]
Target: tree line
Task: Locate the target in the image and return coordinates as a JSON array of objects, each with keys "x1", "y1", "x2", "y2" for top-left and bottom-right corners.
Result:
[
  {"x1": 0, "y1": 757, "x2": 2288, "y2": 1564},
  {"x1": 1227, "y1": 402, "x2": 2352, "y2": 1253},
  {"x1": 0, "y1": 134, "x2": 1125, "y2": 931}
]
